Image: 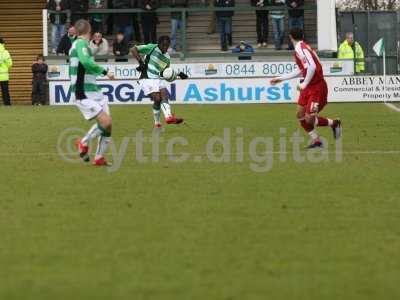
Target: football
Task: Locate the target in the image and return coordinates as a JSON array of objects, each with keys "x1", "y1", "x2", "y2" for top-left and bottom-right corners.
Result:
[{"x1": 162, "y1": 67, "x2": 177, "y2": 82}]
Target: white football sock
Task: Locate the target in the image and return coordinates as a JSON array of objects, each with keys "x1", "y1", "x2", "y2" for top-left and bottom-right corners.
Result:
[
  {"x1": 308, "y1": 130, "x2": 319, "y2": 140},
  {"x1": 95, "y1": 136, "x2": 111, "y2": 160},
  {"x1": 153, "y1": 108, "x2": 161, "y2": 124},
  {"x1": 81, "y1": 123, "x2": 102, "y2": 146},
  {"x1": 160, "y1": 100, "x2": 172, "y2": 118}
]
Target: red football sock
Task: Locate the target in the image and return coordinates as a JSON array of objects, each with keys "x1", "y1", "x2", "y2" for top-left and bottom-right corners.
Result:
[
  {"x1": 300, "y1": 119, "x2": 314, "y2": 133},
  {"x1": 316, "y1": 116, "x2": 329, "y2": 127}
]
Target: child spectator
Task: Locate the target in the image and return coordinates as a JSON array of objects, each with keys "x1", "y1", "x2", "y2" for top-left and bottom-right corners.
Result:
[
  {"x1": 57, "y1": 26, "x2": 77, "y2": 55},
  {"x1": 46, "y1": 0, "x2": 68, "y2": 54},
  {"x1": 90, "y1": 31, "x2": 110, "y2": 57},
  {"x1": 215, "y1": 0, "x2": 235, "y2": 52},
  {"x1": 113, "y1": 32, "x2": 130, "y2": 62},
  {"x1": 271, "y1": 0, "x2": 286, "y2": 50},
  {"x1": 31, "y1": 55, "x2": 48, "y2": 106}
]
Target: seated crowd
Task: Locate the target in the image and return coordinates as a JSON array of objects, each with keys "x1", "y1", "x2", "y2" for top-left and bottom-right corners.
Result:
[{"x1": 47, "y1": 0, "x2": 306, "y2": 55}]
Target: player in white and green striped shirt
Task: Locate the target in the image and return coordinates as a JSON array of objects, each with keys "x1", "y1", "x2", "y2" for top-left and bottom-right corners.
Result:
[
  {"x1": 70, "y1": 20, "x2": 115, "y2": 166},
  {"x1": 131, "y1": 36, "x2": 188, "y2": 128}
]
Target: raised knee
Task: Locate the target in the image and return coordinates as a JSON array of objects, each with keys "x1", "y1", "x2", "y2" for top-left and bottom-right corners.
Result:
[{"x1": 305, "y1": 114, "x2": 314, "y2": 124}]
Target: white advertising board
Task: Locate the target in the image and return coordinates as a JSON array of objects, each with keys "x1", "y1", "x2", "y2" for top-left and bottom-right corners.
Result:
[{"x1": 49, "y1": 76, "x2": 400, "y2": 105}]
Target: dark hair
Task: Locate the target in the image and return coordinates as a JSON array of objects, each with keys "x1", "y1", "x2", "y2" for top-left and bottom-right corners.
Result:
[
  {"x1": 36, "y1": 54, "x2": 44, "y2": 60},
  {"x1": 0, "y1": 37, "x2": 4, "y2": 44},
  {"x1": 158, "y1": 35, "x2": 171, "y2": 45},
  {"x1": 289, "y1": 27, "x2": 304, "y2": 41}
]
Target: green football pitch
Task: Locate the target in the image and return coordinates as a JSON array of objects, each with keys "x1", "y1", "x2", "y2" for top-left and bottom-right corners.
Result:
[{"x1": 0, "y1": 103, "x2": 399, "y2": 300}]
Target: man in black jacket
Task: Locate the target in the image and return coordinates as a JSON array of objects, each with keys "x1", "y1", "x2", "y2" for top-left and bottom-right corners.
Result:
[
  {"x1": 69, "y1": 0, "x2": 89, "y2": 25},
  {"x1": 286, "y1": 0, "x2": 304, "y2": 50},
  {"x1": 31, "y1": 55, "x2": 48, "y2": 105},
  {"x1": 113, "y1": 32, "x2": 130, "y2": 62},
  {"x1": 57, "y1": 26, "x2": 77, "y2": 55},
  {"x1": 47, "y1": 0, "x2": 68, "y2": 54},
  {"x1": 140, "y1": 0, "x2": 158, "y2": 44},
  {"x1": 215, "y1": 0, "x2": 235, "y2": 51},
  {"x1": 251, "y1": 0, "x2": 271, "y2": 48}
]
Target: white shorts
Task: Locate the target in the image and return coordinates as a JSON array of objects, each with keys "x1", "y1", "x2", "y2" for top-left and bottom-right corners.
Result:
[
  {"x1": 140, "y1": 79, "x2": 167, "y2": 96},
  {"x1": 74, "y1": 93, "x2": 110, "y2": 120}
]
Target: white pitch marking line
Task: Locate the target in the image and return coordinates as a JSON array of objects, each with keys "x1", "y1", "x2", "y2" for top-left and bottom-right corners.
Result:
[{"x1": 384, "y1": 103, "x2": 400, "y2": 113}]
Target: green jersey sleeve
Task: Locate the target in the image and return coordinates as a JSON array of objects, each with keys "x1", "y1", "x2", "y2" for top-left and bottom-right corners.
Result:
[
  {"x1": 76, "y1": 40, "x2": 106, "y2": 76},
  {"x1": 136, "y1": 44, "x2": 157, "y2": 55}
]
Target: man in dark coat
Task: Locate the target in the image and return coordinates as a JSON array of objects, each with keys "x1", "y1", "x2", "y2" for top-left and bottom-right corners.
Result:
[
  {"x1": 57, "y1": 26, "x2": 77, "y2": 55},
  {"x1": 140, "y1": 0, "x2": 158, "y2": 44},
  {"x1": 215, "y1": 0, "x2": 235, "y2": 51}
]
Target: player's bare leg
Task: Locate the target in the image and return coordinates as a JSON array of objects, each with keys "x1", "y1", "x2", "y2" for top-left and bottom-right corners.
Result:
[
  {"x1": 93, "y1": 111, "x2": 112, "y2": 166},
  {"x1": 297, "y1": 106, "x2": 342, "y2": 148},
  {"x1": 296, "y1": 105, "x2": 322, "y2": 148},
  {"x1": 77, "y1": 111, "x2": 112, "y2": 165},
  {"x1": 160, "y1": 88, "x2": 183, "y2": 125},
  {"x1": 151, "y1": 92, "x2": 162, "y2": 128}
]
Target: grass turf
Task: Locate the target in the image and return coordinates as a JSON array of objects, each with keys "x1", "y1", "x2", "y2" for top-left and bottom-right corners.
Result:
[{"x1": 0, "y1": 103, "x2": 399, "y2": 300}]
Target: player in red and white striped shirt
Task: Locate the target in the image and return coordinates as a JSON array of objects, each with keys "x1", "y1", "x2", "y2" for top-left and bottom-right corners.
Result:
[{"x1": 270, "y1": 28, "x2": 342, "y2": 148}]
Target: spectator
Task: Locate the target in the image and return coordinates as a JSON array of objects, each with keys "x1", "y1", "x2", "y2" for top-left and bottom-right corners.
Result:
[
  {"x1": 271, "y1": 0, "x2": 285, "y2": 50},
  {"x1": 90, "y1": 31, "x2": 110, "y2": 56},
  {"x1": 286, "y1": 0, "x2": 304, "y2": 50},
  {"x1": 57, "y1": 26, "x2": 77, "y2": 55},
  {"x1": 89, "y1": 0, "x2": 108, "y2": 33},
  {"x1": 113, "y1": 0, "x2": 135, "y2": 42},
  {"x1": 251, "y1": 0, "x2": 270, "y2": 48},
  {"x1": 201, "y1": 0, "x2": 216, "y2": 34},
  {"x1": 338, "y1": 32, "x2": 365, "y2": 73},
  {"x1": 106, "y1": 0, "x2": 114, "y2": 35},
  {"x1": 170, "y1": 0, "x2": 188, "y2": 53},
  {"x1": 113, "y1": 32, "x2": 130, "y2": 61},
  {"x1": 140, "y1": 0, "x2": 158, "y2": 44},
  {"x1": 69, "y1": 0, "x2": 89, "y2": 25},
  {"x1": 132, "y1": 1, "x2": 142, "y2": 43},
  {"x1": 215, "y1": 0, "x2": 235, "y2": 52},
  {"x1": 31, "y1": 55, "x2": 48, "y2": 106},
  {"x1": 0, "y1": 37, "x2": 12, "y2": 105},
  {"x1": 47, "y1": 0, "x2": 68, "y2": 54}
]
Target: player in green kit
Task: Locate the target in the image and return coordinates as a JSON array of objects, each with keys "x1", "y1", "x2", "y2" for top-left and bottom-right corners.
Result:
[
  {"x1": 70, "y1": 20, "x2": 115, "y2": 166},
  {"x1": 131, "y1": 36, "x2": 188, "y2": 128}
]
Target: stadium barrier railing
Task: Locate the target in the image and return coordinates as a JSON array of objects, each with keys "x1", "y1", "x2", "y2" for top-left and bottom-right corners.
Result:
[{"x1": 44, "y1": 4, "x2": 317, "y2": 60}]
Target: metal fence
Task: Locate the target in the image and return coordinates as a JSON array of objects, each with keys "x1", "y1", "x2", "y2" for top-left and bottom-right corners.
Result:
[{"x1": 337, "y1": 10, "x2": 400, "y2": 75}]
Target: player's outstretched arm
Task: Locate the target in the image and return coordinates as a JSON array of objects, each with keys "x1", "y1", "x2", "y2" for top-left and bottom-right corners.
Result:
[{"x1": 270, "y1": 68, "x2": 302, "y2": 85}]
